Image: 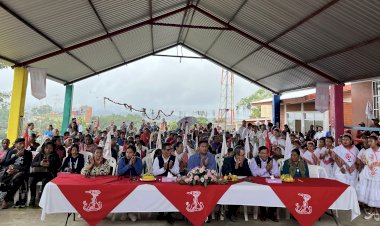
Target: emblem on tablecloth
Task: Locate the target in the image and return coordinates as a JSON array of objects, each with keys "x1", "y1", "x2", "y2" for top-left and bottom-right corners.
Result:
[
  {"x1": 295, "y1": 193, "x2": 312, "y2": 215},
  {"x1": 83, "y1": 190, "x2": 103, "y2": 212},
  {"x1": 185, "y1": 191, "x2": 204, "y2": 212}
]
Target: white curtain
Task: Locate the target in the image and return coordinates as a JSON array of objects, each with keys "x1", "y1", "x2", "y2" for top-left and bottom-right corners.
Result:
[{"x1": 28, "y1": 67, "x2": 47, "y2": 100}]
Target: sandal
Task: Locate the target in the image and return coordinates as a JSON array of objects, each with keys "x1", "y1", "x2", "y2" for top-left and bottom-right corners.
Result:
[
  {"x1": 374, "y1": 213, "x2": 380, "y2": 222},
  {"x1": 364, "y1": 212, "x2": 374, "y2": 220}
]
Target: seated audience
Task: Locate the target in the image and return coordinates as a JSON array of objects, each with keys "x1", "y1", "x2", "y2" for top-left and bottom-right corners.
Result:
[
  {"x1": 60, "y1": 144, "x2": 85, "y2": 174},
  {"x1": 81, "y1": 147, "x2": 110, "y2": 176},
  {"x1": 282, "y1": 149, "x2": 310, "y2": 178},
  {"x1": 29, "y1": 141, "x2": 61, "y2": 207}
]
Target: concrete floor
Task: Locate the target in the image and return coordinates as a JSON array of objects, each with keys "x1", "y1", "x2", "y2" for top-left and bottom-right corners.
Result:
[{"x1": 0, "y1": 208, "x2": 377, "y2": 226}]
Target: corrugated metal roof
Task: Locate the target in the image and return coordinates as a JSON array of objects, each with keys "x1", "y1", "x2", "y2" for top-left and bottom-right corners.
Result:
[
  {"x1": 231, "y1": 0, "x2": 329, "y2": 42},
  {"x1": 29, "y1": 53, "x2": 93, "y2": 82},
  {"x1": 70, "y1": 39, "x2": 123, "y2": 71},
  {"x1": 207, "y1": 31, "x2": 261, "y2": 67},
  {"x1": 234, "y1": 48, "x2": 296, "y2": 80},
  {"x1": 311, "y1": 41, "x2": 380, "y2": 82},
  {"x1": 92, "y1": 0, "x2": 149, "y2": 32},
  {"x1": 272, "y1": 0, "x2": 380, "y2": 62},
  {"x1": 112, "y1": 25, "x2": 152, "y2": 61},
  {"x1": 198, "y1": 0, "x2": 246, "y2": 23},
  {"x1": 2, "y1": 0, "x2": 106, "y2": 48},
  {"x1": 0, "y1": 7, "x2": 58, "y2": 62},
  {"x1": 1, "y1": 0, "x2": 380, "y2": 93}
]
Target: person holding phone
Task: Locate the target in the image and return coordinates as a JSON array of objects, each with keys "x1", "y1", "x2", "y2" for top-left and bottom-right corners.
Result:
[{"x1": 29, "y1": 141, "x2": 61, "y2": 207}]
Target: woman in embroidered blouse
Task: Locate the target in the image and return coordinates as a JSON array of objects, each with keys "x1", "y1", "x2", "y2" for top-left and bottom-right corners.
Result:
[
  {"x1": 61, "y1": 144, "x2": 85, "y2": 174},
  {"x1": 282, "y1": 149, "x2": 310, "y2": 178},
  {"x1": 81, "y1": 147, "x2": 110, "y2": 176}
]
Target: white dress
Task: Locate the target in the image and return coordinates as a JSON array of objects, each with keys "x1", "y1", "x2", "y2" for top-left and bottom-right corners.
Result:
[
  {"x1": 302, "y1": 150, "x2": 320, "y2": 165},
  {"x1": 333, "y1": 145, "x2": 359, "y2": 187},
  {"x1": 319, "y1": 147, "x2": 334, "y2": 178},
  {"x1": 357, "y1": 148, "x2": 380, "y2": 208}
]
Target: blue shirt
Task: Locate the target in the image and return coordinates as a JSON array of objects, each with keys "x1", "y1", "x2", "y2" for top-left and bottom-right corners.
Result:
[
  {"x1": 43, "y1": 130, "x2": 53, "y2": 138},
  {"x1": 117, "y1": 157, "x2": 143, "y2": 176},
  {"x1": 188, "y1": 152, "x2": 216, "y2": 171}
]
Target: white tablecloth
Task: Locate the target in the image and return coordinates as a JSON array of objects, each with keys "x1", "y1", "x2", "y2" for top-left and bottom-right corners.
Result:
[{"x1": 39, "y1": 181, "x2": 360, "y2": 221}]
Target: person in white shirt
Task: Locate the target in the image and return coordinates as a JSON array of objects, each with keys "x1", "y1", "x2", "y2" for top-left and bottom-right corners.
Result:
[
  {"x1": 152, "y1": 143, "x2": 180, "y2": 176},
  {"x1": 258, "y1": 125, "x2": 265, "y2": 147},
  {"x1": 237, "y1": 120, "x2": 248, "y2": 140},
  {"x1": 302, "y1": 141, "x2": 320, "y2": 165},
  {"x1": 357, "y1": 135, "x2": 380, "y2": 221},
  {"x1": 314, "y1": 126, "x2": 326, "y2": 141},
  {"x1": 332, "y1": 134, "x2": 359, "y2": 186},
  {"x1": 249, "y1": 125, "x2": 260, "y2": 147},
  {"x1": 319, "y1": 137, "x2": 335, "y2": 178},
  {"x1": 270, "y1": 129, "x2": 285, "y2": 151}
]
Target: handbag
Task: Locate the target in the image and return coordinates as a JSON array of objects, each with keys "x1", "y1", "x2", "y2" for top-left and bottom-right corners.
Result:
[{"x1": 30, "y1": 166, "x2": 49, "y2": 173}]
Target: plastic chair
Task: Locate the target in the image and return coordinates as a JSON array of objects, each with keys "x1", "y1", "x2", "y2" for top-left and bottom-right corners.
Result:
[
  {"x1": 79, "y1": 151, "x2": 93, "y2": 164},
  {"x1": 106, "y1": 157, "x2": 117, "y2": 176},
  {"x1": 277, "y1": 158, "x2": 285, "y2": 171},
  {"x1": 308, "y1": 165, "x2": 328, "y2": 178}
]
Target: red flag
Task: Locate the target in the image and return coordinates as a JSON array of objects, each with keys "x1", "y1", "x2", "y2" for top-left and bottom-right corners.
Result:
[
  {"x1": 23, "y1": 127, "x2": 29, "y2": 149},
  {"x1": 265, "y1": 131, "x2": 271, "y2": 156}
]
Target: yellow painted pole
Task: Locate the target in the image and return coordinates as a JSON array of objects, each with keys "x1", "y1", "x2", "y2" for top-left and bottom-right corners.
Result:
[{"x1": 7, "y1": 67, "x2": 28, "y2": 144}]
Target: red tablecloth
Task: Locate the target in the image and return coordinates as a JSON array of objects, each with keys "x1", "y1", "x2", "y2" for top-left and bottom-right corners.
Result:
[
  {"x1": 154, "y1": 182, "x2": 233, "y2": 226},
  {"x1": 52, "y1": 174, "x2": 235, "y2": 226},
  {"x1": 52, "y1": 174, "x2": 140, "y2": 226},
  {"x1": 250, "y1": 177, "x2": 349, "y2": 226}
]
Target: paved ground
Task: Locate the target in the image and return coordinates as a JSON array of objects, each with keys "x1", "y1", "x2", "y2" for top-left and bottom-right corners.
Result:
[{"x1": 0, "y1": 207, "x2": 377, "y2": 226}]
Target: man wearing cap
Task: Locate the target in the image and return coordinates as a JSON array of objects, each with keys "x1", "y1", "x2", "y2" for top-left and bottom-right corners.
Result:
[{"x1": 1, "y1": 138, "x2": 33, "y2": 209}]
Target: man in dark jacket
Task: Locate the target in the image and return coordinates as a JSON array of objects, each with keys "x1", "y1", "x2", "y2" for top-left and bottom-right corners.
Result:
[
  {"x1": 1, "y1": 138, "x2": 32, "y2": 209},
  {"x1": 222, "y1": 146, "x2": 252, "y2": 222}
]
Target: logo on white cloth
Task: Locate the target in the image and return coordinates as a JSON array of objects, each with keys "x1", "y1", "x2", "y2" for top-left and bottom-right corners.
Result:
[
  {"x1": 295, "y1": 193, "x2": 312, "y2": 214},
  {"x1": 185, "y1": 191, "x2": 204, "y2": 212},
  {"x1": 83, "y1": 190, "x2": 103, "y2": 212},
  {"x1": 345, "y1": 153, "x2": 352, "y2": 162}
]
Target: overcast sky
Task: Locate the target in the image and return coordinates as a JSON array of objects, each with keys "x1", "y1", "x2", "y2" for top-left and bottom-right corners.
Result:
[{"x1": 0, "y1": 47, "x2": 259, "y2": 119}]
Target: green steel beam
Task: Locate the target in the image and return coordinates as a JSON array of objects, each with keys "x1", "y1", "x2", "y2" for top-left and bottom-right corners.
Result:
[{"x1": 61, "y1": 85, "x2": 73, "y2": 135}]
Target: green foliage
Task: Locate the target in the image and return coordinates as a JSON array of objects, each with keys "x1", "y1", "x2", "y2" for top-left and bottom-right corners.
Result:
[
  {"x1": 237, "y1": 89, "x2": 272, "y2": 119},
  {"x1": 0, "y1": 92, "x2": 11, "y2": 138},
  {"x1": 196, "y1": 117, "x2": 208, "y2": 127},
  {"x1": 31, "y1": 104, "x2": 53, "y2": 115},
  {"x1": 168, "y1": 121, "x2": 178, "y2": 131},
  {"x1": 91, "y1": 114, "x2": 143, "y2": 130}
]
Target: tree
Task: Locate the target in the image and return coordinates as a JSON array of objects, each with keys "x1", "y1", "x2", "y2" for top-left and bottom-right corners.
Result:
[
  {"x1": 0, "y1": 91, "x2": 11, "y2": 138},
  {"x1": 196, "y1": 117, "x2": 208, "y2": 127},
  {"x1": 31, "y1": 104, "x2": 53, "y2": 115},
  {"x1": 237, "y1": 88, "x2": 272, "y2": 118}
]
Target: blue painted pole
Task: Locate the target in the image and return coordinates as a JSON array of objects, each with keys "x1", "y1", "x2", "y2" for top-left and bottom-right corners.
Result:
[{"x1": 272, "y1": 95, "x2": 280, "y2": 128}]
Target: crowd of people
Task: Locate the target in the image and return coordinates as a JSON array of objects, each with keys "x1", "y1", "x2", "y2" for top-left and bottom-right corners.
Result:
[{"x1": 0, "y1": 118, "x2": 379, "y2": 223}]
